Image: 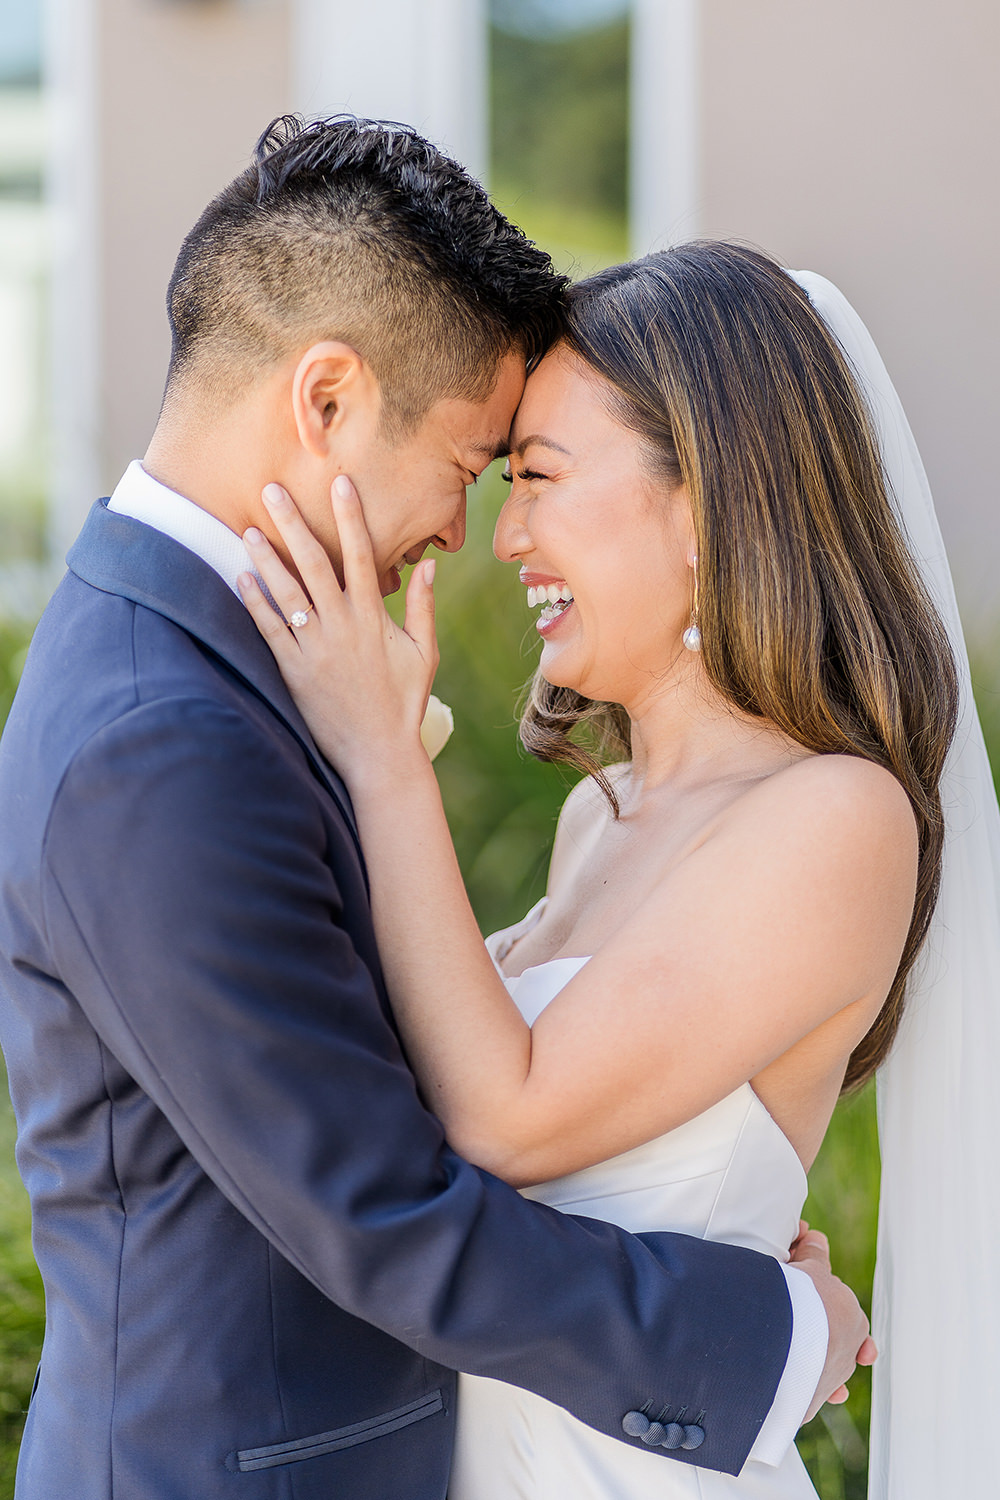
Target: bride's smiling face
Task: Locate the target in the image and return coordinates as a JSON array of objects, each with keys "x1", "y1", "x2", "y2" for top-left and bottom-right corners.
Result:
[{"x1": 494, "y1": 343, "x2": 697, "y2": 710}]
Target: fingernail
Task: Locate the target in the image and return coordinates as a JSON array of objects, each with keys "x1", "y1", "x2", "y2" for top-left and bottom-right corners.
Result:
[
  {"x1": 236, "y1": 572, "x2": 255, "y2": 594},
  {"x1": 244, "y1": 527, "x2": 264, "y2": 546},
  {"x1": 333, "y1": 475, "x2": 353, "y2": 499},
  {"x1": 262, "y1": 483, "x2": 287, "y2": 508},
  {"x1": 424, "y1": 559, "x2": 436, "y2": 585}
]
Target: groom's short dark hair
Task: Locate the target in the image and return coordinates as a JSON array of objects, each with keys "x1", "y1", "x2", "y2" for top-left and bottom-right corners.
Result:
[{"x1": 164, "y1": 115, "x2": 568, "y2": 431}]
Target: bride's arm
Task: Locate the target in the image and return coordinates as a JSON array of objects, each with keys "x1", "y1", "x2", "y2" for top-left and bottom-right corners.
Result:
[
  {"x1": 242, "y1": 481, "x2": 542, "y2": 1168},
  {"x1": 241, "y1": 480, "x2": 918, "y2": 1188}
]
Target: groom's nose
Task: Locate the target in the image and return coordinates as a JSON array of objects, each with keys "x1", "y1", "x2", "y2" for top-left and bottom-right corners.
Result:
[{"x1": 430, "y1": 500, "x2": 467, "y2": 554}]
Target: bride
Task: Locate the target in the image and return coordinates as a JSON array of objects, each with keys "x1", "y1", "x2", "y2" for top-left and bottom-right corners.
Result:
[{"x1": 239, "y1": 242, "x2": 979, "y2": 1497}]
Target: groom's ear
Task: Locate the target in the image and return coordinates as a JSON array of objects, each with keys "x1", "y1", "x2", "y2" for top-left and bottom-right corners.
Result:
[{"x1": 290, "y1": 342, "x2": 380, "y2": 458}]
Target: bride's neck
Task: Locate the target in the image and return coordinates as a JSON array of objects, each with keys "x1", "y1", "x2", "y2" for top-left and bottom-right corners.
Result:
[{"x1": 623, "y1": 671, "x2": 805, "y2": 799}]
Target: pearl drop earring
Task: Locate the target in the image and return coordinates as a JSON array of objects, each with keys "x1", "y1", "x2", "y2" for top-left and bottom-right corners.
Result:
[{"x1": 682, "y1": 555, "x2": 702, "y2": 652}]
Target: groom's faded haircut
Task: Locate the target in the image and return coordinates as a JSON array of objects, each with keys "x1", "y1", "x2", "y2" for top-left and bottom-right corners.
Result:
[{"x1": 164, "y1": 115, "x2": 569, "y2": 431}]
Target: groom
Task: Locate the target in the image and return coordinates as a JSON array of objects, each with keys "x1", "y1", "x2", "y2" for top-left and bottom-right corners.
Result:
[{"x1": 0, "y1": 116, "x2": 866, "y2": 1499}]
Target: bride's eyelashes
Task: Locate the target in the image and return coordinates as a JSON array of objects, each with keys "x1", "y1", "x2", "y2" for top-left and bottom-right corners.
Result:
[{"x1": 501, "y1": 467, "x2": 549, "y2": 485}]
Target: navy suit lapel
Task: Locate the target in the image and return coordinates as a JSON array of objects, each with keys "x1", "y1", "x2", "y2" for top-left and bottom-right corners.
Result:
[{"x1": 67, "y1": 500, "x2": 365, "y2": 864}]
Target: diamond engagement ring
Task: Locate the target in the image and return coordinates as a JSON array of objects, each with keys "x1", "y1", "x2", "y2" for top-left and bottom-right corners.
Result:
[{"x1": 288, "y1": 605, "x2": 314, "y2": 629}]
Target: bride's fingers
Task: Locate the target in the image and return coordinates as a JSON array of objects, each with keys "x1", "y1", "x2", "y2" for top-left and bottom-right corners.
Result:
[
  {"x1": 331, "y1": 476, "x2": 383, "y2": 612},
  {"x1": 243, "y1": 525, "x2": 315, "y2": 631},
  {"x1": 403, "y1": 559, "x2": 439, "y2": 663},
  {"x1": 259, "y1": 483, "x2": 346, "y2": 613},
  {"x1": 238, "y1": 571, "x2": 298, "y2": 660}
]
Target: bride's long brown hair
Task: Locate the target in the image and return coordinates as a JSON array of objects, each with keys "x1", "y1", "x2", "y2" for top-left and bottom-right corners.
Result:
[{"x1": 520, "y1": 242, "x2": 958, "y2": 1091}]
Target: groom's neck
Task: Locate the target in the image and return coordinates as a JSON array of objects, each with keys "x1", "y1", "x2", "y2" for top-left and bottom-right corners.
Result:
[{"x1": 143, "y1": 395, "x2": 275, "y2": 540}]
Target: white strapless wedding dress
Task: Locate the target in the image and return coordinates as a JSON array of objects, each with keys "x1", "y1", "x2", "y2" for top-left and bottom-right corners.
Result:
[{"x1": 449, "y1": 902, "x2": 818, "y2": 1500}]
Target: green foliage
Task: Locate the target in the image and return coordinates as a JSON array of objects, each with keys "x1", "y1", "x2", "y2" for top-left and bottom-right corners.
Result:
[
  {"x1": 798, "y1": 1083, "x2": 879, "y2": 1499},
  {"x1": 489, "y1": 14, "x2": 630, "y2": 274},
  {"x1": 0, "y1": 619, "x2": 31, "y2": 727},
  {"x1": 969, "y1": 647, "x2": 1000, "y2": 802}
]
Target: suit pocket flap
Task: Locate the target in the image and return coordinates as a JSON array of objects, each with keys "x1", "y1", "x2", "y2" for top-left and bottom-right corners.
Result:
[{"x1": 227, "y1": 1389, "x2": 444, "y2": 1473}]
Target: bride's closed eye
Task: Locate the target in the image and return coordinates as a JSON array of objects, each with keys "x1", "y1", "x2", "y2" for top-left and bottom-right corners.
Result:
[{"x1": 501, "y1": 467, "x2": 549, "y2": 485}]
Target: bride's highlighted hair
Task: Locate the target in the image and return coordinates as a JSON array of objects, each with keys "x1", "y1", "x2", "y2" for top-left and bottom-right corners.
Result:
[{"x1": 521, "y1": 241, "x2": 959, "y2": 1091}]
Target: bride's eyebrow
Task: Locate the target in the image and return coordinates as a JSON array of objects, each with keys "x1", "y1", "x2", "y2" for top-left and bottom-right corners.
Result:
[{"x1": 510, "y1": 434, "x2": 572, "y2": 458}]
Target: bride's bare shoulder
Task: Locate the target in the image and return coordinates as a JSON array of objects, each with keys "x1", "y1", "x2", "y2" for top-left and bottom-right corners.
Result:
[
  {"x1": 725, "y1": 751, "x2": 919, "y2": 883},
  {"x1": 763, "y1": 750, "x2": 915, "y2": 823}
]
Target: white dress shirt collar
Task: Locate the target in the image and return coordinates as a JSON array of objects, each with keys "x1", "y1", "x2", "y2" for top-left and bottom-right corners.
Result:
[{"x1": 107, "y1": 460, "x2": 258, "y2": 599}]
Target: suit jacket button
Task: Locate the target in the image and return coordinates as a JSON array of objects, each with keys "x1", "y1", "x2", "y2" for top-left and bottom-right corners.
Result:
[
  {"x1": 663, "y1": 1422, "x2": 686, "y2": 1448},
  {"x1": 681, "y1": 1424, "x2": 705, "y2": 1449},
  {"x1": 642, "y1": 1421, "x2": 667, "y2": 1445},
  {"x1": 622, "y1": 1411, "x2": 650, "y2": 1437}
]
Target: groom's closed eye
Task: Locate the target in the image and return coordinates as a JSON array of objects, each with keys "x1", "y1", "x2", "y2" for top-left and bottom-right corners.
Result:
[{"x1": 467, "y1": 438, "x2": 511, "y2": 473}]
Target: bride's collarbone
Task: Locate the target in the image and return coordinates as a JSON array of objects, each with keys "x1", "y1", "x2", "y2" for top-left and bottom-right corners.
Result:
[
  {"x1": 528, "y1": 748, "x2": 894, "y2": 973},
  {"x1": 540, "y1": 784, "x2": 740, "y2": 949},
  {"x1": 510, "y1": 811, "x2": 711, "y2": 972}
]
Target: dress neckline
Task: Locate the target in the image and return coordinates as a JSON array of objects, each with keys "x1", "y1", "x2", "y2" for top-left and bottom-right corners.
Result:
[
  {"x1": 488, "y1": 898, "x2": 810, "y2": 1184},
  {"x1": 491, "y1": 895, "x2": 591, "y2": 980}
]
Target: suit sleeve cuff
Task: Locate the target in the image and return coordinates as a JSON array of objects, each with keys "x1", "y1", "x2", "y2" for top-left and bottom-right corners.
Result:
[{"x1": 747, "y1": 1263, "x2": 828, "y2": 1466}]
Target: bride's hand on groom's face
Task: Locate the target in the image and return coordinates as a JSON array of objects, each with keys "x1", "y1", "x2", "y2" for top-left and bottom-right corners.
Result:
[{"x1": 238, "y1": 477, "x2": 440, "y2": 784}]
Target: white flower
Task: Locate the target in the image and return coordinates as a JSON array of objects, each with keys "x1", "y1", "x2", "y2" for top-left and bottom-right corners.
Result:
[{"x1": 419, "y1": 694, "x2": 454, "y2": 761}]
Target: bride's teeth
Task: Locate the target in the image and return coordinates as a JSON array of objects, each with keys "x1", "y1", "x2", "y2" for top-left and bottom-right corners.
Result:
[{"x1": 525, "y1": 583, "x2": 574, "y2": 609}]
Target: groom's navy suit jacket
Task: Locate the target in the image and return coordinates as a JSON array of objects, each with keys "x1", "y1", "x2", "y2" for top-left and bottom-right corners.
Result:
[{"x1": 0, "y1": 501, "x2": 792, "y2": 1498}]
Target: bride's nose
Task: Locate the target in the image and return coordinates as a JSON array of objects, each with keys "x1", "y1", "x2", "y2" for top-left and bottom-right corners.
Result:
[{"x1": 493, "y1": 494, "x2": 530, "y2": 562}]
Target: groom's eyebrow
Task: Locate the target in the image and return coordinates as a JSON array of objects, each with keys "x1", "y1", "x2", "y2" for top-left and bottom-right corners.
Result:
[{"x1": 468, "y1": 438, "x2": 511, "y2": 462}]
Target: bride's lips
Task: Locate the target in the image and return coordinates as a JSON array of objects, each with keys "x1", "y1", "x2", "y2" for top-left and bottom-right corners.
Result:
[{"x1": 535, "y1": 599, "x2": 574, "y2": 637}]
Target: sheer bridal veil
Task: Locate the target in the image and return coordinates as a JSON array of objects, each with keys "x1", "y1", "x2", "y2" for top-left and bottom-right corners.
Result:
[{"x1": 791, "y1": 272, "x2": 1000, "y2": 1499}]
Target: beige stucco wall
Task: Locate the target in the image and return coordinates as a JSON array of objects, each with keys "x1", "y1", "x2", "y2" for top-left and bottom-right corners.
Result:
[
  {"x1": 97, "y1": 0, "x2": 292, "y2": 489},
  {"x1": 699, "y1": 0, "x2": 1000, "y2": 627}
]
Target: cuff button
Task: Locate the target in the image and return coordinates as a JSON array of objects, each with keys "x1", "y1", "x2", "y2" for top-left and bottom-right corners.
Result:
[{"x1": 622, "y1": 1411, "x2": 650, "y2": 1438}]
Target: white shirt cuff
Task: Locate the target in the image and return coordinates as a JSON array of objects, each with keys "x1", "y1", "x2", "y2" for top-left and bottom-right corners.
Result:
[{"x1": 748, "y1": 1263, "x2": 829, "y2": 1466}]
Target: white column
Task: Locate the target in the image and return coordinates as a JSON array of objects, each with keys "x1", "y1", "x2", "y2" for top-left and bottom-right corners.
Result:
[
  {"x1": 42, "y1": 0, "x2": 292, "y2": 557},
  {"x1": 629, "y1": 0, "x2": 700, "y2": 254},
  {"x1": 44, "y1": 0, "x2": 101, "y2": 564},
  {"x1": 292, "y1": 0, "x2": 488, "y2": 182}
]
